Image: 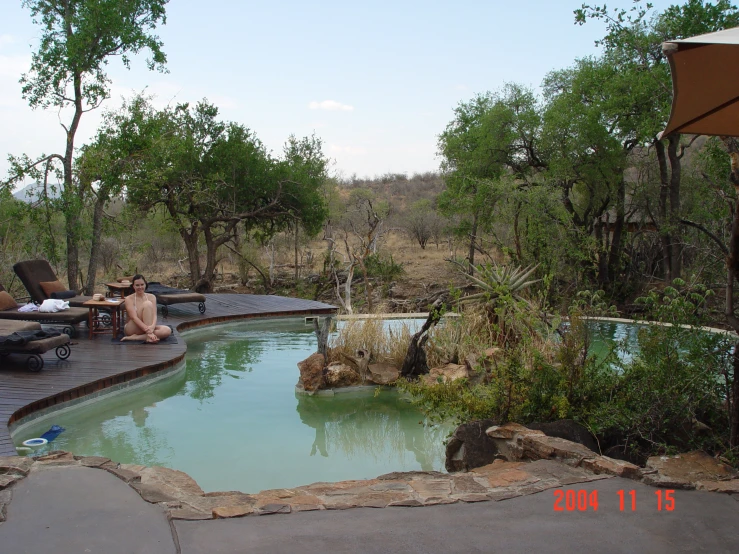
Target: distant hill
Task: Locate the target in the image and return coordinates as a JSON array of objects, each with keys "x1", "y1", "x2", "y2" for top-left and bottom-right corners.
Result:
[{"x1": 12, "y1": 182, "x2": 62, "y2": 203}]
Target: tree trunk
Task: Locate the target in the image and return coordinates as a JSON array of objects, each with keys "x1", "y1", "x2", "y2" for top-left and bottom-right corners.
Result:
[
  {"x1": 357, "y1": 257, "x2": 374, "y2": 313},
  {"x1": 401, "y1": 299, "x2": 443, "y2": 378},
  {"x1": 467, "y1": 212, "x2": 478, "y2": 274},
  {"x1": 607, "y1": 177, "x2": 626, "y2": 282},
  {"x1": 655, "y1": 139, "x2": 672, "y2": 281},
  {"x1": 199, "y1": 227, "x2": 219, "y2": 293},
  {"x1": 294, "y1": 223, "x2": 300, "y2": 283},
  {"x1": 667, "y1": 134, "x2": 682, "y2": 280},
  {"x1": 595, "y1": 218, "x2": 609, "y2": 285},
  {"x1": 313, "y1": 316, "x2": 333, "y2": 357},
  {"x1": 181, "y1": 229, "x2": 201, "y2": 288},
  {"x1": 513, "y1": 202, "x2": 523, "y2": 263},
  {"x1": 84, "y1": 194, "x2": 106, "y2": 295},
  {"x1": 64, "y1": 72, "x2": 86, "y2": 291},
  {"x1": 343, "y1": 265, "x2": 354, "y2": 314}
]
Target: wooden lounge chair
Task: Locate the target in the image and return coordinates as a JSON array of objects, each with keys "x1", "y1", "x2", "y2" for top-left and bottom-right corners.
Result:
[
  {"x1": 0, "y1": 284, "x2": 87, "y2": 338},
  {"x1": 0, "y1": 319, "x2": 71, "y2": 371},
  {"x1": 145, "y1": 282, "x2": 206, "y2": 317},
  {"x1": 13, "y1": 259, "x2": 94, "y2": 307}
]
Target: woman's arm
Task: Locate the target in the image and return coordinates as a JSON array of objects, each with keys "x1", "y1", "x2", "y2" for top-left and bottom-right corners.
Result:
[{"x1": 125, "y1": 297, "x2": 151, "y2": 334}]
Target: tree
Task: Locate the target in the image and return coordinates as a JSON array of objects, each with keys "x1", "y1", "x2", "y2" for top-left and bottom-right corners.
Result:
[
  {"x1": 406, "y1": 199, "x2": 435, "y2": 249},
  {"x1": 438, "y1": 85, "x2": 542, "y2": 270},
  {"x1": 329, "y1": 188, "x2": 389, "y2": 313},
  {"x1": 5, "y1": 0, "x2": 168, "y2": 290},
  {"x1": 121, "y1": 100, "x2": 329, "y2": 292},
  {"x1": 540, "y1": 57, "x2": 631, "y2": 284},
  {"x1": 575, "y1": 0, "x2": 739, "y2": 281},
  {"x1": 76, "y1": 94, "x2": 163, "y2": 294}
]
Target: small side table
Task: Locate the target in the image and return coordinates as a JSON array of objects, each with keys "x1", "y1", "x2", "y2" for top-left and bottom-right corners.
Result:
[
  {"x1": 105, "y1": 282, "x2": 133, "y2": 298},
  {"x1": 83, "y1": 298, "x2": 125, "y2": 340}
]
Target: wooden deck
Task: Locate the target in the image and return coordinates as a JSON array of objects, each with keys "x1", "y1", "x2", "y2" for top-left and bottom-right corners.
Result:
[{"x1": 0, "y1": 293, "x2": 336, "y2": 456}]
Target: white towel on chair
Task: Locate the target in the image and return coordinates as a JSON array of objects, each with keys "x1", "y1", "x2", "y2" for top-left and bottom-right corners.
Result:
[
  {"x1": 38, "y1": 299, "x2": 70, "y2": 312},
  {"x1": 18, "y1": 302, "x2": 38, "y2": 312}
]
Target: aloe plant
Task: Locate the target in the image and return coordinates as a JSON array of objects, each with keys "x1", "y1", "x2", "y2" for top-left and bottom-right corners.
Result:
[{"x1": 459, "y1": 262, "x2": 540, "y2": 306}]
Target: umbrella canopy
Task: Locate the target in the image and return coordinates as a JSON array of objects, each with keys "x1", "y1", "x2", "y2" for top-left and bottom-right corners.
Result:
[{"x1": 662, "y1": 26, "x2": 739, "y2": 137}]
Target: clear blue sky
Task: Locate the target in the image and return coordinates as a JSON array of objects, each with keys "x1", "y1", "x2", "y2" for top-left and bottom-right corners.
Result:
[{"x1": 0, "y1": 0, "x2": 677, "y2": 184}]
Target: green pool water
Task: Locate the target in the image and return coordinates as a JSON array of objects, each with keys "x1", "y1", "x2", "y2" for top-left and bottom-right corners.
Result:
[
  {"x1": 14, "y1": 318, "x2": 450, "y2": 493},
  {"x1": 587, "y1": 320, "x2": 644, "y2": 365}
]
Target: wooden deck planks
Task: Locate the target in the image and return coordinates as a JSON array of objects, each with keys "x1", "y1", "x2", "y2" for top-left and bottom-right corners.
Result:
[{"x1": 0, "y1": 293, "x2": 335, "y2": 456}]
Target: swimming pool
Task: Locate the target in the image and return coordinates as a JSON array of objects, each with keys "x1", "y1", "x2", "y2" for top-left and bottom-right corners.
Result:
[{"x1": 14, "y1": 318, "x2": 450, "y2": 493}]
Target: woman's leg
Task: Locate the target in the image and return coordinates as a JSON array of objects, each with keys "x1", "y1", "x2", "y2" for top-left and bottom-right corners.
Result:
[
  {"x1": 122, "y1": 319, "x2": 147, "y2": 340},
  {"x1": 141, "y1": 300, "x2": 157, "y2": 328},
  {"x1": 154, "y1": 325, "x2": 172, "y2": 340},
  {"x1": 136, "y1": 300, "x2": 160, "y2": 342}
]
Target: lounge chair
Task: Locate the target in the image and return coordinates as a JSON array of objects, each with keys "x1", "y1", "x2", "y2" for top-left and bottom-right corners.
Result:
[
  {"x1": 0, "y1": 319, "x2": 72, "y2": 371},
  {"x1": 13, "y1": 259, "x2": 94, "y2": 307},
  {"x1": 0, "y1": 284, "x2": 88, "y2": 338},
  {"x1": 145, "y1": 282, "x2": 206, "y2": 317}
]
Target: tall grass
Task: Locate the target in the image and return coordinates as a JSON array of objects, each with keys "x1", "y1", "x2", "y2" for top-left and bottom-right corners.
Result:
[{"x1": 328, "y1": 317, "x2": 414, "y2": 368}]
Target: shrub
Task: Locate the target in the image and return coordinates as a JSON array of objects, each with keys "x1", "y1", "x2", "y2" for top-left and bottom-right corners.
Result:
[{"x1": 399, "y1": 281, "x2": 736, "y2": 465}]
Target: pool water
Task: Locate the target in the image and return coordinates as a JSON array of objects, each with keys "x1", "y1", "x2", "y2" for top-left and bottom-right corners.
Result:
[
  {"x1": 587, "y1": 321, "x2": 644, "y2": 365},
  {"x1": 14, "y1": 318, "x2": 450, "y2": 493}
]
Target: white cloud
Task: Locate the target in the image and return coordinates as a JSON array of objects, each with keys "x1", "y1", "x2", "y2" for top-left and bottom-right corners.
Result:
[
  {"x1": 0, "y1": 35, "x2": 15, "y2": 48},
  {"x1": 455, "y1": 84, "x2": 468, "y2": 91},
  {"x1": 308, "y1": 100, "x2": 354, "y2": 112}
]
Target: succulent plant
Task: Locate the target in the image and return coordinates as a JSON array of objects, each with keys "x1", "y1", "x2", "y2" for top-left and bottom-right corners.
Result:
[{"x1": 459, "y1": 262, "x2": 540, "y2": 306}]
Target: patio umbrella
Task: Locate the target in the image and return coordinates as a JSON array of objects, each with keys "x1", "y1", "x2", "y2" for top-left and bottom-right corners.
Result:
[{"x1": 661, "y1": 26, "x2": 739, "y2": 137}]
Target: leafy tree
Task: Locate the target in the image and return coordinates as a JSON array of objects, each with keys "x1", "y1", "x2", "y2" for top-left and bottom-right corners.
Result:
[
  {"x1": 4, "y1": 0, "x2": 168, "y2": 290},
  {"x1": 575, "y1": 0, "x2": 739, "y2": 281},
  {"x1": 117, "y1": 99, "x2": 328, "y2": 292},
  {"x1": 77, "y1": 94, "x2": 164, "y2": 293}
]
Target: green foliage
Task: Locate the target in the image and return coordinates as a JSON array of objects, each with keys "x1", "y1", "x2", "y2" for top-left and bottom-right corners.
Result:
[
  {"x1": 586, "y1": 282, "x2": 732, "y2": 460},
  {"x1": 100, "y1": 97, "x2": 329, "y2": 288},
  {"x1": 401, "y1": 282, "x2": 734, "y2": 463},
  {"x1": 458, "y1": 262, "x2": 540, "y2": 307},
  {"x1": 364, "y1": 253, "x2": 404, "y2": 282},
  {"x1": 634, "y1": 279, "x2": 715, "y2": 326},
  {"x1": 20, "y1": 0, "x2": 168, "y2": 110}
]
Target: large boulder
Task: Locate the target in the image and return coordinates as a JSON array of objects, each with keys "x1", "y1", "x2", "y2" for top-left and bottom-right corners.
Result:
[
  {"x1": 643, "y1": 451, "x2": 738, "y2": 490},
  {"x1": 297, "y1": 353, "x2": 325, "y2": 393},
  {"x1": 324, "y1": 362, "x2": 361, "y2": 388},
  {"x1": 422, "y1": 363, "x2": 468, "y2": 386},
  {"x1": 445, "y1": 418, "x2": 500, "y2": 473},
  {"x1": 463, "y1": 348, "x2": 502, "y2": 385},
  {"x1": 527, "y1": 419, "x2": 599, "y2": 454},
  {"x1": 367, "y1": 363, "x2": 399, "y2": 385}
]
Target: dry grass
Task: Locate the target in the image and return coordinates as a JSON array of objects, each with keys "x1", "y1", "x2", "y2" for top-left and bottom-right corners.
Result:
[
  {"x1": 328, "y1": 317, "x2": 414, "y2": 368},
  {"x1": 426, "y1": 303, "x2": 560, "y2": 369}
]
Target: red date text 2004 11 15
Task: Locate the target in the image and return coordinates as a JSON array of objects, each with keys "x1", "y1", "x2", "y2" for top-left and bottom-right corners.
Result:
[{"x1": 553, "y1": 489, "x2": 676, "y2": 512}]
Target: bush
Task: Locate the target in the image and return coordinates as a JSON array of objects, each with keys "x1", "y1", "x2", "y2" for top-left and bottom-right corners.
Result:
[
  {"x1": 364, "y1": 253, "x2": 404, "y2": 282},
  {"x1": 398, "y1": 282, "x2": 736, "y2": 465}
]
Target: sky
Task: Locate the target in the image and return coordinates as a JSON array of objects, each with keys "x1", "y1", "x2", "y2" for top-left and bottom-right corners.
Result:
[{"x1": 0, "y1": 0, "x2": 678, "y2": 186}]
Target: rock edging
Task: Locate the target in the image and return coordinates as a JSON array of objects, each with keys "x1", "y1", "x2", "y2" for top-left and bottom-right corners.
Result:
[
  {"x1": 1, "y1": 451, "x2": 610, "y2": 521},
  {"x1": 2, "y1": 426, "x2": 737, "y2": 523},
  {"x1": 484, "y1": 422, "x2": 739, "y2": 491}
]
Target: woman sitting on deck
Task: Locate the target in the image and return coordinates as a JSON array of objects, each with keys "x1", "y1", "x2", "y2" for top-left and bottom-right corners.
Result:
[{"x1": 122, "y1": 275, "x2": 172, "y2": 343}]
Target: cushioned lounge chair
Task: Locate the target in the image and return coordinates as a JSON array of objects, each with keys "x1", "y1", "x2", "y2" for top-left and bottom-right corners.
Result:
[
  {"x1": 13, "y1": 259, "x2": 93, "y2": 307},
  {"x1": 0, "y1": 284, "x2": 87, "y2": 338},
  {"x1": 0, "y1": 319, "x2": 72, "y2": 371},
  {"x1": 145, "y1": 282, "x2": 206, "y2": 317}
]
